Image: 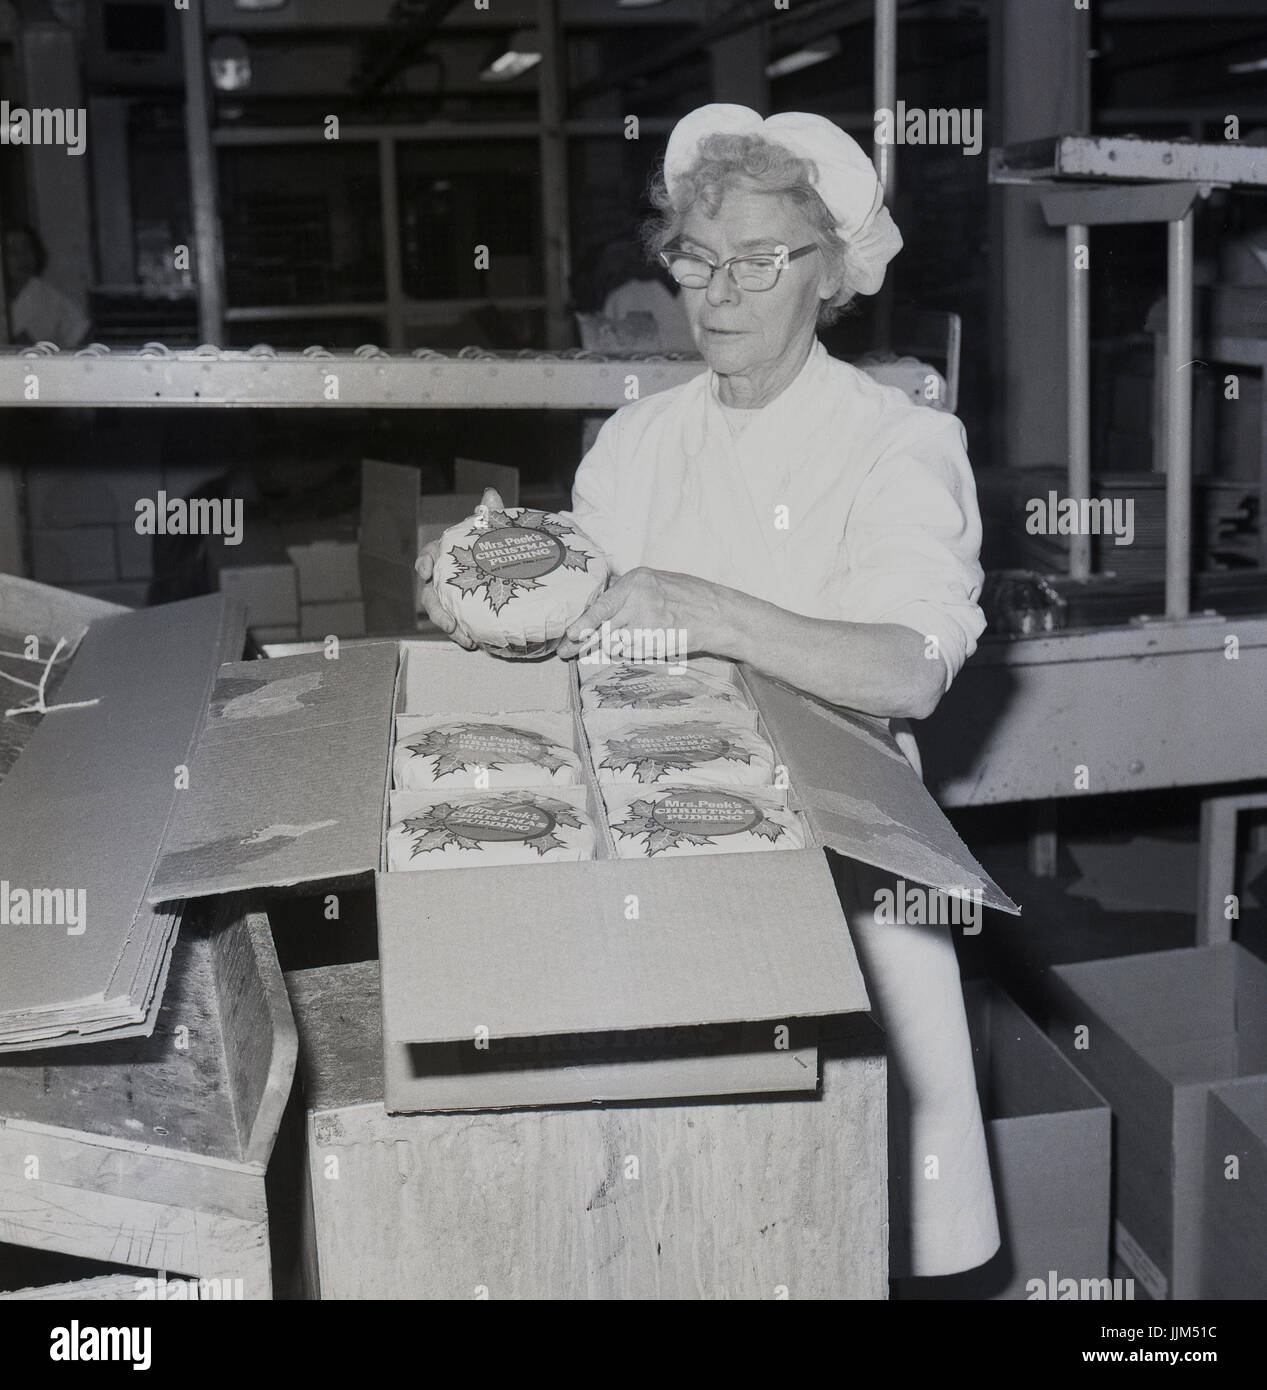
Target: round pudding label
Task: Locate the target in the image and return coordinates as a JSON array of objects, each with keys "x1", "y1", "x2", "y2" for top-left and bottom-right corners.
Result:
[
  {"x1": 650, "y1": 790, "x2": 762, "y2": 836},
  {"x1": 442, "y1": 802, "x2": 557, "y2": 842},
  {"x1": 452, "y1": 728, "x2": 551, "y2": 762},
  {"x1": 471, "y1": 527, "x2": 566, "y2": 580},
  {"x1": 625, "y1": 728, "x2": 728, "y2": 759}
]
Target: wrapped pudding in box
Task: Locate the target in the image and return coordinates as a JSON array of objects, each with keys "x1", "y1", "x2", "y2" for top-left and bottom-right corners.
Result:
[
  {"x1": 586, "y1": 712, "x2": 776, "y2": 788},
  {"x1": 578, "y1": 659, "x2": 755, "y2": 721},
  {"x1": 388, "y1": 788, "x2": 596, "y2": 870},
  {"x1": 603, "y1": 784, "x2": 804, "y2": 859},
  {"x1": 393, "y1": 712, "x2": 582, "y2": 790}
]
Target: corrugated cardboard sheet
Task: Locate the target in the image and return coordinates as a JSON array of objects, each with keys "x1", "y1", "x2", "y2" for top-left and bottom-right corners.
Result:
[
  {"x1": 379, "y1": 853, "x2": 868, "y2": 1044},
  {"x1": 148, "y1": 643, "x2": 399, "y2": 902},
  {"x1": 0, "y1": 593, "x2": 243, "y2": 1050}
]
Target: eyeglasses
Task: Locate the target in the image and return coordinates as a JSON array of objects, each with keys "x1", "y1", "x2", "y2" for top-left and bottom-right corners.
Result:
[{"x1": 658, "y1": 243, "x2": 818, "y2": 292}]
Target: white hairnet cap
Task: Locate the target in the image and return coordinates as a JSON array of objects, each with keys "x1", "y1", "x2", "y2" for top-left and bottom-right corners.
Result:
[{"x1": 664, "y1": 104, "x2": 903, "y2": 295}]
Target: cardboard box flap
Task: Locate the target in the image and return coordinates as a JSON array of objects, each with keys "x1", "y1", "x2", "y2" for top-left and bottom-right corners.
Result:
[
  {"x1": 379, "y1": 852, "x2": 870, "y2": 1047},
  {"x1": 148, "y1": 643, "x2": 399, "y2": 902},
  {"x1": 741, "y1": 668, "x2": 1019, "y2": 915},
  {"x1": 360, "y1": 459, "x2": 421, "y2": 634},
  {"x1": 453, "y1": 458, "x2": 520, "y2": 505}
]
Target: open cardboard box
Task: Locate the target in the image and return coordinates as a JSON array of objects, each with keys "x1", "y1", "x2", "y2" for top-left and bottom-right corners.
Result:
[
  {"x1": 145, "y1": 637, "x2": 1018, "y2": 1112},
  {"x1": 1049, "y1": 943, "x2": 1267, "y2": 1300}
]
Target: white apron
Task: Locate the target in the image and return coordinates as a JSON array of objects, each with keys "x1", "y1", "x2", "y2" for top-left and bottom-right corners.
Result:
[{"x1": 571, "y1": 342, "x2": 1000, "y2": 1278}]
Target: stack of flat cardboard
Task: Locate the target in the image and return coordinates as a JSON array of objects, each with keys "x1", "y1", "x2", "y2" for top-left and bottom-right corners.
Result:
[{"x1": 0, "y1": 589, "x2": 244, "y2": 1051}]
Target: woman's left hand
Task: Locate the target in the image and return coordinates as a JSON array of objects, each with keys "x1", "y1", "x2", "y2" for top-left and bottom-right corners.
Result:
[{"x1": 555, "y1": 566, "x2": 727, "y2": 662}]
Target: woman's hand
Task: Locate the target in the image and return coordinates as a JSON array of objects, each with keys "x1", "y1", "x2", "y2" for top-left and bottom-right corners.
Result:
[
  {"x1": 555, "y1": 566, "x2": 728, "y2": 662},
  {"x1": 415, "y1": 487, "x2": 505, "y2": 650}
]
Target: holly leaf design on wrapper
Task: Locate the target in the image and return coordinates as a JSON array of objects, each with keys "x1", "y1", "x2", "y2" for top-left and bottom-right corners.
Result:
[
  {"x1": 402, "y1": 724, "x2": 573, "y2": 781},
  {"x1": 610, "y1": 795, "x2": 786, "y2": 857},
  {"x1": 444, "y1": 509, "x2": 595, "y2": 615},
  {"x1": 593, "y1": 666, "x2": 699, "y2": 710},
  {"x1": 400, "y1": 795, "x2": 586, "y2": 858},
  {"x1": 530, "y1": 803, "x2": 587, "y2": 856},
  {"x1": 598, "y1": 722, "x2": 753, "y2": 784},
  {"x1": 447, "y1": 557, "x2": 491, "y2": 597},
  {"x1": 400, "y1": 804, "x2": 482, "y2": 857},
  {"x1": 750, "y1": 819, "x2": 784, "y2": 842}
]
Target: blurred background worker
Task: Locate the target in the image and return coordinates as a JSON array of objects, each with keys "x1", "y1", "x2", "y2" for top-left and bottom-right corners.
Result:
[{"x1": 3, "y1": 224, "x2": 91, "y2": 349}]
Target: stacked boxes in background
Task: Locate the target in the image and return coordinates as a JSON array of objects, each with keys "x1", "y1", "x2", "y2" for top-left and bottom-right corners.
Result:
[
  {"x1": 24, "y1": 457, "x2": 233, "y2": 608},
  {"x1": 288, "y1": 538, "x2": 364, "y2": 641},
  {"x1": 1048, "y1": 943, "x2": 1267, "y2": 1300},
  {"x1": 210, "y1": 514, "x2": 362, "y2": 645}
]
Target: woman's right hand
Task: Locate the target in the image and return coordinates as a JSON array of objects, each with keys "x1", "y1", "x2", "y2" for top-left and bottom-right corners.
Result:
[{"x1": 415, "y1": 486, "x2": 505, "y2": 649}]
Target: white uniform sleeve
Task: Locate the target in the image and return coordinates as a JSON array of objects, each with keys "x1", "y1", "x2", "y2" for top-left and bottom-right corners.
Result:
[
  {"x1": 838, "y1": 413, "x2": 986, "y2": 691},
  {"x1": 564, "y1": 412, "x2": 622, "y2": 570}
]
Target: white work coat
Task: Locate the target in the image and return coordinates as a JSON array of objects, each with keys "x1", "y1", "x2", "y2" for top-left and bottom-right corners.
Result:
[{"x1": 570, "y1": 339, "x2": 1001, "y2": 1278}]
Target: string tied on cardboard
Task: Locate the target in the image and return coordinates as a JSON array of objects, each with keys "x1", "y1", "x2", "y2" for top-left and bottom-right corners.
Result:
[{"x1": 1, "y1": 637, "x2": 101, "y2": 719}]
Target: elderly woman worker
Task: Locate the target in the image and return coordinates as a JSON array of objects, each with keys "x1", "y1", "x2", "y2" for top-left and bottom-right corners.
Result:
[{"x1": 420, "y1": 104, "x2": 998, "y2": 1281}]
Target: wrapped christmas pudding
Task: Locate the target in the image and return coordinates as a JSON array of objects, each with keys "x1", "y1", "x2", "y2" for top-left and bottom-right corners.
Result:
[
  {"x1": 394, "y1": 713, "x2": 581, "y2": 790},
  {"x1": 579, "y1": 660, "x2": 752, "y2": 717},
  {"x1": 588, "y1": 716, "x2": 775, "y2": 788},
  {"x1": 430, "y1": 506, "x2": 608, "y2": 659},
  {"x1": 603, "y1": 785, "x2": 803, "y2": 859},
  {"x1": 388, "y1": 790, "x2": 596, "y2": 870}
]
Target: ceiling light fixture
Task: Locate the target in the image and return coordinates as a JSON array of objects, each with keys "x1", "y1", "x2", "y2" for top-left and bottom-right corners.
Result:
[
  {"x1": 480, "y1": 29, "x2": 541, "y2": 82},
  {"x1": 765, "y1": 34, "x2": 841, "y2": 80}
]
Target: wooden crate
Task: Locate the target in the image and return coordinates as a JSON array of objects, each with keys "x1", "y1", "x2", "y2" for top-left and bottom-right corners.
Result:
[
  {"x1": 0, "y1": 904, "x2": 297, "y2": 1299},
  {"x1": 286, "y1": 960, "x2": 888, "y2": 1300}
]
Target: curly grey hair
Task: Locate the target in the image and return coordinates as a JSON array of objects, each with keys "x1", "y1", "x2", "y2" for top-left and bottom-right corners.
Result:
[{"x1": 642, "y1": 131, "x2": 856, "y2": 326}]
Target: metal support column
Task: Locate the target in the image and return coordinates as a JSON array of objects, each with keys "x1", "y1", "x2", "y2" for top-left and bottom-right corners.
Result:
[
  {"x1": 538, "y1": 0, "x2": 571, "y2": 350},
  {"x1": 179, "y1": 0, "x2": 225, "y2": 344},
  {"x1": 1165, "y1": 207, "x2": 1195, "y2": 620},
  {"x1": 1067, "y1": 223, "x2": 1092, "y2": 579},
  {"x1": 0, "y1": 182, "x2": 19, "y2": 575},
  {"x1": 873, "y1": 0, "x2": 897, "y2": 203},
  {"x1": 379, "y1": 137, "x2": 406, "y2": 351},
  {"x1": 873, "y1": 0, "x2": 898, "y2": 349}
]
